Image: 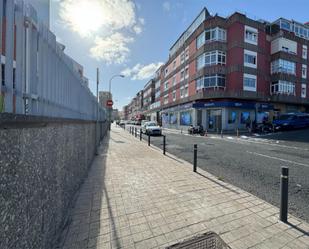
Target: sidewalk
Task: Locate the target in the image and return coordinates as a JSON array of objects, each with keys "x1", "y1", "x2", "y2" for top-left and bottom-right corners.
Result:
[{"x1": 58, "y1": 126, "x2": 309, "y2": 249}]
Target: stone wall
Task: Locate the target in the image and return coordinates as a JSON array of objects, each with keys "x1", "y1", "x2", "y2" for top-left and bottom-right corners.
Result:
[{"x1": 0, "y1": 114, "x2": 107, "y2": 249}]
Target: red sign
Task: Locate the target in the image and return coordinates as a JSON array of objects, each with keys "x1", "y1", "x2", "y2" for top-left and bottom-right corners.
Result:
[{"x1": 106, "y1": 100, "x2": 113, "y2": 107}]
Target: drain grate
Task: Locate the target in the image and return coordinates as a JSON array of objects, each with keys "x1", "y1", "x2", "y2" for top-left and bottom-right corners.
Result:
[{"x1": 166, "y1": 232, "x2": 231, "y2": 249}]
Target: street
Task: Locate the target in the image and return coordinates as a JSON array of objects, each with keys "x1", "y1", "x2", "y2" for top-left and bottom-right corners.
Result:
[{"x1": 127, "y1": 125, "x2": 309, "y2": 223}]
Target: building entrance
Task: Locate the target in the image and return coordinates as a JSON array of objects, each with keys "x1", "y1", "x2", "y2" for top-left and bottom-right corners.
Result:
[{"x1": 207, "y1": 109, "x2": 222, "y2": 131}]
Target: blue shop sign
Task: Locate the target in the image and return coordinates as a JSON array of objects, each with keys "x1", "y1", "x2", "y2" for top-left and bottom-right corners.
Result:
[{"x1": 193, "y1": 101, "x2": 255, "y2": 109}]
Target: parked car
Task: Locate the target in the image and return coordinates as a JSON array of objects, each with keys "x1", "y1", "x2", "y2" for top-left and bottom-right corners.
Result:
[
  {"x1": 273, "y1": 113, "x2": 309, "y2": 130},
  {"x1": 142, "y1": 121, "x2": 162, "y2": 135},
  {"x1": 119, "y1": 120, "x2": 126, "y2": 126}
]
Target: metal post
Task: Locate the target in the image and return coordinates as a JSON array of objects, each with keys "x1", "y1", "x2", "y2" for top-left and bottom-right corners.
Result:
[
  {"x1": 135, "y1": 127, "x2": 137, "y2": 138},
  {"x1": 140, "y1": 129, "x2": 142, "y2": 141},
  {"x1": 280, "y1": 167, "x2": 289, "y2": 223},
  {"x1": 237, "y1": 128, "x2": 239, "y2": 138},
  {"x1": 148, "y1": 134, "x2": 150, "y2": 146},
  {"x1": 130, "y1": 126, "x2": 131, "y2": 134},
  {"x1": 221, "y1": 129, "x2": 223, "y2": 138},
  {"x1": 163, "y1": 135, "x2": 166, "y2": 155},
  {"x1": 95, "y1": 68, "x2": 99, "y2": 155},
  {"x1": 193, "y1": 144, "x2": 197, "y2": 172}
]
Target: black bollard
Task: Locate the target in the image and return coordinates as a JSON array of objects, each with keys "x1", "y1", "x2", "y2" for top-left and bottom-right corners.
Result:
[
  {"x1": 148, "y1": 134, "x2": 150, "y2": 146},
  {"x1": 135, "y1": 127, "x2": 137, "y2": 137},
  {"x1": 140, "y1": 129, "x2": 142, "y2": 141},
  {"x1": 280, "y1": 167, "x2": 289, "y2": 223},
  {"x1": 163, "y1": 135, "x2": 166, "y2": 155},
  {"x1": 193, "y1": 144, "x2": 197, "y2": 172}
]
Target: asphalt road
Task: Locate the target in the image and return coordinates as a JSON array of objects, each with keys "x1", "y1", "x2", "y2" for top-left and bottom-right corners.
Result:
[{"x1": 125, "y1": 125, "x2": 309, "y2": 223}]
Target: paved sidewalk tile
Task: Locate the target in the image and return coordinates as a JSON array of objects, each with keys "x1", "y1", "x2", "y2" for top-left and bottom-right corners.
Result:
[{"x1": 58, "y1": 127, "x2": 309, "y2": 249}]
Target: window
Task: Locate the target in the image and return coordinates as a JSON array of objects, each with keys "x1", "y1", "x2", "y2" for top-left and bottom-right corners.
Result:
[
  {"x1": 180, "y1": 111, "x2": 192, "y2": 126},
  {"x1": 196, "y1": 50, "x2": 226, "y2": 70},
  {"x1": 180, "y1": 86, "x2": 185, "y2": 98},
  {"x1": 165, "y1": 67, "x2": 169, "y2": 76},
  {"x1": 301, "y1": 84, "x2": 306, "y2": 98},
  {"x1": 184, "y1": 84, "x2": 188, "y2": 97},
  {"x1": 205, "y1": 27, "x2": 226, "y2": 42},
  {"x1": 180, "y1": 69, "x2": 185, "y2": 80},
  {"x1": 228, "y1": 111, "x2": 237, "y2": 124},
  {"x1": 163, "y1": 94, "x2": 168, "y2": 104},
  {"x1": 271, "y1": 59, "x2": 296, "y2": 75},
  {"x1": 180, "y1": 52, "x2": 185, "y2": 64},
  {"x1": 241, "y1": 112, "x2": 251, "y2": 124},
  {"x1": 243, "y1": 74, "x2": 257, "y2": 92},
  {"x1": 197, "y1": 32, "x2": 205, "y2": 49},
  {"x1": 302, "y1": 64, "x2": 307, "y2": 79},
  {"x1": 3, "y1": 0, "x2": 6, "y2": 17},
  {"x1": 244, "y1": 26, "x2": 258, "y2": 45},
  {"x1": 271, "y1": 81, "x2": 295, "y2": 95},
  {"x1": 303, "y1": 45, "x2": 308, "y2": 60},
  {"x1": 1, "y1": 64, "x2": 5, "y2": 86},
  {"x1": 164, "y1": 81, "x2": 169, "y2": 90},
  {"x1": 185, "y1": 67, "x2": 189, "y2": 79},
  {"x1": 185, "y1": 48, "x2": 189, "y2": 60},
  {"x1": 244, "y1": 50, "x2": 257, "y2": 68},
  {"x1": 196, "y1": 74, "x2": 226, "y2": 89},
  {"x1": 172, "y1": 90, "x2": 176, "y2": 101},
  {"x1": 172, "y1": 75, "x2": 176, "y2": 86}
]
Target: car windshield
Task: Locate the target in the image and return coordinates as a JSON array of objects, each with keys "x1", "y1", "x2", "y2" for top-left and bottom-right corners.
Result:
[{"x1": 146, "y1": 122, "x2": 157, "y2": 126}]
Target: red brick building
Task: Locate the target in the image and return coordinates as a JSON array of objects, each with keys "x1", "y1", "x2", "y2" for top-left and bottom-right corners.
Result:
[{"x1": 155, "y1": 8, "x2": 309, "y2": 131}]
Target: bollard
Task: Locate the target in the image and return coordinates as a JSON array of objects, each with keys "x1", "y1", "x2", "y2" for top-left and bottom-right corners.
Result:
[
  {"x1": 193, "y1": 144, "x2": 197, "y2": 172},
  {"x1": 280, "y1": 167, "x2": 289, "y2": 223},
  {"x1": 135, "y1": 127, "x2": 137, "y2": 138},
  {"x1": 237, "y1": 128, "x2": 239, "y2": 138},
  {"x1": 221, "y1": 129, "x2": 223, "y2": 138},
  {"x1": 140, "y1": 129, "x2": 142, "y2": 141},
  {"x1": 130, "y1": 126, "x2": 131, "y2": 134},
  {"x1": 181, "y1": 128, "x2": 183, "y2": 134},
  {"x1": 148, "y1": 134, "x2": 150, "y2": 146},
  {"x1": 163, "y1": 135, "x2": 166, "y2": 155}
]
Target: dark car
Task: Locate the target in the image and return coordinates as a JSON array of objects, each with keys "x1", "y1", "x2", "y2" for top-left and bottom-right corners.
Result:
[{"x1": 273, "y1": 113, "x2": 309, "y2": 130}]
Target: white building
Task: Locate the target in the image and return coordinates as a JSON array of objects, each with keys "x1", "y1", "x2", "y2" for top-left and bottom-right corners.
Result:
[{"x1": 24, "y1": 0, "x2": 50, "y2": 28}]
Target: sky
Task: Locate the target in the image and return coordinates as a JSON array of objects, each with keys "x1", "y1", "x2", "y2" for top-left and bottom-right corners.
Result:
[{"x1": 50, "y1": 0, "x2": 309, "y2": 111}]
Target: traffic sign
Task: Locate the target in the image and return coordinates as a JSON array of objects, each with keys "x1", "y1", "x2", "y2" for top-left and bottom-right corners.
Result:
[{"x1": 106, "y1": 100, "x2": 113, "y2": 107}]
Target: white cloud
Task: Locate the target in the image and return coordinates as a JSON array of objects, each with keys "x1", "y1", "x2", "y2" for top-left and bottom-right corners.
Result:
[
  {"x1": 163, "y1": 1, "x2": 171, "y2": 12},
  {"x1": 133, "y1": 25, "x2": 142, "y2": 34},
  {"x1": 121, "y1": 62, "x2": 164, "y2": 80},
  {"x1": 60, "y1": 0, "x2": 138, "y2": 37},
  {"x1": 90, "y1": 33, "x2": 134, "y2": 64}
]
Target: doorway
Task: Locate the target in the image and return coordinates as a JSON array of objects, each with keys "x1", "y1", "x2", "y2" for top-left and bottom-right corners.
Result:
[{"x1": 207, "y1": 109, "x2": 222, "y2": 131}]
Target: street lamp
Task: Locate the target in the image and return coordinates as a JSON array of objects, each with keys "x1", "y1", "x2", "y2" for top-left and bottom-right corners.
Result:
[{"x1": 108, "y1": 74, "x2": 124, "y2": 130}]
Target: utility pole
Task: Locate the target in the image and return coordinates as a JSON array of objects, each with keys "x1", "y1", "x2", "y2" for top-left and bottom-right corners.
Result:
[{"x1": 96, "y1": 68, "x2": 99, "y2": 155}]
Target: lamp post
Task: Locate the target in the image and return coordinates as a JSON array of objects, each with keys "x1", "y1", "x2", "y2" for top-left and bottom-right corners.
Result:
[{"x1": 108, "y1": 74, "x2": 124, "y2": 130}]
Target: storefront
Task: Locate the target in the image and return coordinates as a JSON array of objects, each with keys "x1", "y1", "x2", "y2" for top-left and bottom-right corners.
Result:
[
  {"x1": 161, "y1": 103, "x2": 196, "y2": 130},
  {"x1": 193, "y1": 101, "x2": 274, "y2": 131}
]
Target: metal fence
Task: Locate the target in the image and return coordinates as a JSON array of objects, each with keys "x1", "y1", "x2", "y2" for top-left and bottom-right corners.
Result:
[{"x1": 0, "y1": 0, "x2": 106, "y2": 121}]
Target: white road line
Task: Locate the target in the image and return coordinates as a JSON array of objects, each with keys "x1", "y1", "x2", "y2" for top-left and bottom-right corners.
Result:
[
  {"x1": 246, "y1": 151, "x2": 309, "y2": 168},
  {"x1": 209, "y1": 135, "x2": 309, "y2": 151}
]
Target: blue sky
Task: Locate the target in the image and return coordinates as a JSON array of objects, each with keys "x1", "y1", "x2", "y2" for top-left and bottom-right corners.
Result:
[{"x1": 50, "y1": 0, "x2": 309, "y2": 111}]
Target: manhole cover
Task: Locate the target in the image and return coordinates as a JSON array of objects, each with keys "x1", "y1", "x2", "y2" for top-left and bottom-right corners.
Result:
[{"x1": 166, "y1": 232, "x2": 231, "y2": 249}]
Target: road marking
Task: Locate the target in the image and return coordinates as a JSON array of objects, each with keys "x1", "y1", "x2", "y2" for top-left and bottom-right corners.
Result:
[
  {"x1": 208, "y1": 135, "x2": 309, "y2": 151},
  {"x1": 246, "y1": 151, "x2": 309, "y2": 168}
]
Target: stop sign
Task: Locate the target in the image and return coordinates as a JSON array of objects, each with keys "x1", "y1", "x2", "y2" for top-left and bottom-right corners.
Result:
[{"x1": 106, "y1": 100, "x2": 113, "y2": 107}]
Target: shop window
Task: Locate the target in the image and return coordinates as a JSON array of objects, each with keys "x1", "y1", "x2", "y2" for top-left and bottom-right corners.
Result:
[
  {"x1": 228, "y1": 111, "x2": 237, "y2": 124},
  {"x1": 240, "y1": 112, "x2": 251, "y2": 124},
  {"x1": 169, "y1": 113, "x2": 177, "y2": 124},
  {"x1": 180, "y1": 111, "x2": 192, "y2": 126},
  {"x1": 162, "y1": 113, "x2": 169, "y2": 125}
]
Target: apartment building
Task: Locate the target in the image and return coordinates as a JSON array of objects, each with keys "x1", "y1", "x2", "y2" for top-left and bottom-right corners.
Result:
[{"x1": 156, "y1": 8, "x2": 309, "y2": 131}]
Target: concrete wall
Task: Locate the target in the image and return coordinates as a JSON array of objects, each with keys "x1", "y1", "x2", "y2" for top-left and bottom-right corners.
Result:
[{"x1": 0, "y1": 114, "x2": 107, "y2": 249}]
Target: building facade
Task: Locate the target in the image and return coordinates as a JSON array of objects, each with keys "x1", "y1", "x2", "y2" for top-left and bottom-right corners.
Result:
[
  {"x1": 25, "y1": 0, "x2": 50, "y2": 28},
  {"x1": 158, "y1": 8, "x2": 309, "y2": 131}
]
